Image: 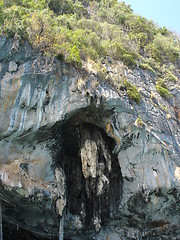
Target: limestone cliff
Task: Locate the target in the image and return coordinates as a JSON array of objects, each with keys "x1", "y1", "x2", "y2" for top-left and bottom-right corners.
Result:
[{"x1": 0, "y1": 36, "x2": 180, "y2": 240}]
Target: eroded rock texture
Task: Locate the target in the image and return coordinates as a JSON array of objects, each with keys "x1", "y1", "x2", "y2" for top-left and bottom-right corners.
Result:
[{"x1": 0, "y1": 36, "x2": 180, "y2": 239}]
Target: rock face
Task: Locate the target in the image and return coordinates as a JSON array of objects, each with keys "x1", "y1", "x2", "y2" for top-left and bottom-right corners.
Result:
[{"x1": 0, "y1": 36, "x2": 179, "y2": 239}]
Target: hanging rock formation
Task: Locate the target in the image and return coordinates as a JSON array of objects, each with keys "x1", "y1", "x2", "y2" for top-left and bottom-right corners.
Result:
[{"x1": 0, "y1": 36, "x2": 180, "y2": 239}]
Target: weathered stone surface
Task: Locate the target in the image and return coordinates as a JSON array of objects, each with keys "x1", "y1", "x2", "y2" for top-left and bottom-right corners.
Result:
[
  {"x1": 0, "y1": 37, "x2": 179, "y2": 239},
  {"x1": 8, "y1": 61, "x2": 18, "y2": 72}
]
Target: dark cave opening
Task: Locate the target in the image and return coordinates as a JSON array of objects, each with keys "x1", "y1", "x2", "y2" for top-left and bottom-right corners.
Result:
[
  {"x1": 59, "y1": 122, "x2": 123, "y2": 232},
  {"x1": 2, "y1": 221, "x2": 45, "y2": 240},
  {"x1": 1, "y1": 122, "x2": 123, "y2": 240},
  {"x1": 1, "y1": 201, "x2": 57, "y2": 240}
]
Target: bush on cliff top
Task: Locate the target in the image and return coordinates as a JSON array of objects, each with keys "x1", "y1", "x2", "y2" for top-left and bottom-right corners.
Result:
[
  {"x1": 0, "y1": 0, "x2": 179, "y2": 70},
  {"x1": 0, "y1": 0, "x2": 179, "y2": 105}
]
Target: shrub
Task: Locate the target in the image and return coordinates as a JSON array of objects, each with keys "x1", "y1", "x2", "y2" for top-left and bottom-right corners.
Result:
[
  {"x1": 157, "y1": 78, "x2": 167, "y2": 88},
  {"x1": 165, "y1": 72, "x2": 178, "y2": 82},
  {"x1": 121, "y1": 53, "x2": 136, "y2": 67},
  {"x1": 156, "y1": 79, "x2": 172, "y2": 98},
  {"x1": 27, "y1": 10, "x2": 59, "y2": 52},
  {"x1": 156, "y1": 86, "x2": 171, "y2": 98},
  {"x1": 84, "y1": 46, "x2": 98, "y2": 61},
  {"x1": 110, "y1": 41, "x2": 127, "y2": 60},
  {"x1": 2, "y1": 5, "x2": 29, "y2": 38},
  {"x1": 0, "y1": 0, "x2": 4, "y2": 25},
  {"x1": 139, "y1": 62, "x2": 154, "y2": 73},
  {"x1": 135, "y1": 117, "x2": 144, "y2": 127},
  {"x1": 0, "y1": 0, "x2": 180, "y2": 76},
  {"x1": 146, "y1": 33, "x2": 180, "y2": 64},
  {"x1": 145, "y1": 43, "x2": 162, "y2": 63},
  {"x1": 124, "y1": 80, "x2": 141, "y2": 104},
  {"x1": 48, "y1": 0, "x2": 74, "y2": 15},
  {"x1": 109, "y1": 40, "x2": 138, "y2": 67},
  {"x1": 159, "y1": 26, "x2": 168, "y2": 36},
  {"x1": 66, "y1": 45, "x2": 81, "y2": 66},
  {"x1": 139, "y1": 63, "x2": 155, "y2": 74},
  {"x1": 128, "y1": 16, "x2": 156, "y2": 48}
]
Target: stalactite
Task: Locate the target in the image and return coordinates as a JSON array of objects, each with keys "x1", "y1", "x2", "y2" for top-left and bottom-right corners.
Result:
[
  {"x1": 0, "y1": 201, "x2": 3, "y2": 240},
  {"x1": 59, "y1": 214, "x2": 64, "y2": 240}
]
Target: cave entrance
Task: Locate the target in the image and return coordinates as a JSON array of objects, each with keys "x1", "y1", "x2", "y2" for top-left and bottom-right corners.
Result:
[
  {"x1": 59, "y1": 122, "x2": 123, "y2": 231},
  {"x1": 1, "y1": 121, "x2": 123, "y2": 239}
]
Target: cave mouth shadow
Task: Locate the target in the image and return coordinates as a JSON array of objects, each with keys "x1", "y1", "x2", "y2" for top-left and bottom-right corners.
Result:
[
  {"x1": 58, "y1": 122, "x2": 123, "y2": 231},
  {"x1": 1, "y1": 122, "x2": 123, "y2": 240},
  {"x1": 2, "y1": 220, "x2": 51, "y2": 240}
]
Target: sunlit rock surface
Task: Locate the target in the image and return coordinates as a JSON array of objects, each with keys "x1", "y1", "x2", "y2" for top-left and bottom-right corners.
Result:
[{"x1": 0, "y1": 36, "x2": 180, "y2": 239}]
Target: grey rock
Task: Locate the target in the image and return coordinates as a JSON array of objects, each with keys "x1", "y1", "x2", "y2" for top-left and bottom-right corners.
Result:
[
  {"x1": 8, "y1": 61, "x2": 18, "y2": 72},
  {"x1": 0, "y1": 37, "x2": 179, "y2": 240}
]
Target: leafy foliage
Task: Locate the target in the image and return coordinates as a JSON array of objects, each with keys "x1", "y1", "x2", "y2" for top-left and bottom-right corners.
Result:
[
  {"x1": 156, "y1": 79, "x2": 172, "y2": 98},
  {"x1": 124, "y1": 80, "x2": 141, "y2": 104},
  {"x1": 0, "y1": 0, "x2": 179, "y2": 102},
  {"x1": 146, "y1": 33, "x2": 179, "y2": 63},
  {"x1": 139, "y1": 62, "x2": 154, "y2": 73},
  {"x1": 165, "y1": 72, "x2": 178, "y2": 82},
  {"x1": 0, "y1": 0, "x2": 180, "y2": 68}
]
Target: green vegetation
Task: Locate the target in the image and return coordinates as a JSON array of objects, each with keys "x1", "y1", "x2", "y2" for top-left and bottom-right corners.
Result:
[
  {"x1": 145, "y1": 33, "x2": 179, "y2": 64},
  {"x1": 0, "y1": 0, "x2": 179, "y2": 69},
  {"x1": 135, "y1": 117, "x2": 144, "y2": 127},
  {"x1": 139, "y1": 62, "x2": 155, "y2": 73},
  {"x1": 0, "y1": 0, "x2": 179, "y2": 103},
  {"x1": 124, "y1": 80, "x2": 141, "y2": 104},
  {"x1": 164, "y1": 71, "x2": 178, "y2": 82},
  {"x1": 156, "y1": 79, "x2": 172, "y2": 98}
]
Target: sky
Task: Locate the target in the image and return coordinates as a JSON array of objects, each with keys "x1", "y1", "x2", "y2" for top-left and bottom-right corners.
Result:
[{"x1": 122, "y1": 0, "x2": 180, "y2": 34}]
